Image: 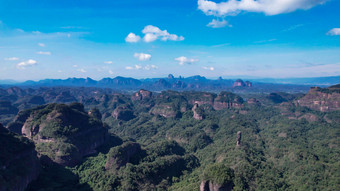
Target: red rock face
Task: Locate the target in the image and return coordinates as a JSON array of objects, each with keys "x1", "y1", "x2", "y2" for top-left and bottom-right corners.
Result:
[
  {"x1": 232, "y1": 79, "x2": 252, "y2": 88},
  {"x1": 192, "y1": 103, "x2": 203, "y2": 120},
  {"x1": 295, "y1": 88, "x2": 340, "y2": 112},
  {"x1": 131, "y1": 89, "x2": 152, "y2": 101},
  {"x1": 232, "y1": 79, "x2": 246, "y2": 88}
]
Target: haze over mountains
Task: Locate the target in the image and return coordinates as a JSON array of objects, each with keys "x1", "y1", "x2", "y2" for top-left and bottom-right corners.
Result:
[{"x1": 1, "y1": 74, "x2": 339, "y2": 93}]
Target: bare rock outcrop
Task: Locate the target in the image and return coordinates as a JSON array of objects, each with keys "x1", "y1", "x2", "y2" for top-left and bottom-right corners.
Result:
[
  {"x1": 112, "y1": 106, "x2": 135, "y2": 121},
  {"x1": 236, "y1": 131, "x2": 242, "y2": 147},
  {"x1": 232, "y1": 79, "x2": 252, "y2": 88},
  {"x1": 192, "y1": 103, "x2": 204, "y2": 120},
  {"x1": 150, "y1": 104, "x2": 180, "y2": 118},
  {"x1": 295, "y1": 86, "x2": 340, "y2": 112},
  {"x1": 131, "y1": 89, "x2": 152, "y2": 101},
  {"x1": 213, "y1": 92, "x2": 244, "y2": 110},
  {"x1": 200, "y1": 180, "x2": 233, "y2": 191}
]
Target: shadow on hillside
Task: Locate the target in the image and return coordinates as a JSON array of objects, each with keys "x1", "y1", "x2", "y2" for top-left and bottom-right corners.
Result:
[{"x1": 26, "y1": 163, "x2": 92, "y2": 191}]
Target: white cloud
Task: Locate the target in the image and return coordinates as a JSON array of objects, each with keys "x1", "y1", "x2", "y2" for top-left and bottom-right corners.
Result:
[
  {"x1": 327, "y1": 28, "x2": 340, "y2": 36},
  {"x1": 142, "y1": 25, "x2": 185, "y2": 42},
  {"x1": 109, "y1": 70, "x2": 114, "y2": 74},
  {"x1": 77, "y1": 68, "x2": 87, "y2": 73},
  {"x1": 38, "y1": 43, "x2": 45, "y2": 47},
  {"x1": 175, "y1": 56, "x2": 199, "y2": 65},
  {"x1": 198, "y1": 0, "x2": 327, "y2": 17},
  {"x1": 36, "y1": 51, "x2": 51, "y2": 55},
  {"x1": 203, "y1": 66, "x2": 215, "y2": 71},
  {"x1": 104, "y1": 61, "x2": 114, "y2": 64},
  {"x1": 125, "y1": 32, "x2": 141, "y2": 43},
  {"x1": 17, "y1": 59, "x2": 37, "y2": 70},
  {"x1": 125, "y1": 64, "x2": 158, "y2": 70},
  {"x1": 134, "y1": 53, "x2": 152, "y2": 61},
  {"x1": 144, "y1": 65, "x2": 158, "y2": 70},
  {"x1": 143, "y1": 33, "x2": 159, "y2": 43},
  {"x1": 4, "y1": 57, "x2": 19, "y2": 61},
  {"x1": 135, "y1": 65, "x2": 142, "y2": 70},
  {"x1": 126, "y1": 25, "x2": 185, "y2": 43},
  {"x1": 207, "y1": 19, "x2": 231, "y2": 28},
  {"x1": 73, "y1": 65, "x2": 78, "y2": 68}
]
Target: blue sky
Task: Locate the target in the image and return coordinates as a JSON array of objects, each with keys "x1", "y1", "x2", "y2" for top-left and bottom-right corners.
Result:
[{"x1": 0, "y1": 0, "x2": 339, "y2": 81}]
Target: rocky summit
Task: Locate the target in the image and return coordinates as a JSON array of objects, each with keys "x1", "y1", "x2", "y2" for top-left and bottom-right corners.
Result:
[{"x1": 7, "y1": 103, "x2": 109, "y2": 166}]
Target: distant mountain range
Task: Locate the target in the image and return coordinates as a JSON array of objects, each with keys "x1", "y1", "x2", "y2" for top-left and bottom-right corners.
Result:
[
  {"x1": 0, "y1": 74, "x2": 339, "y2": 93},
  {"x1": 250, "y1": 76, "x2": 340, "y2": 86}
]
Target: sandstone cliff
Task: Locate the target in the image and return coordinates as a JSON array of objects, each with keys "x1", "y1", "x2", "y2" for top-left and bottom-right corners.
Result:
[{"x1": 295, "y1": 86, "x2": 340, "y2": 112}]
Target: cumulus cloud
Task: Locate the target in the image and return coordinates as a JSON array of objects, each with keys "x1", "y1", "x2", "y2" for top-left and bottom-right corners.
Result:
[
  {"x1": 77, "y1": 68, "x2": 87, "y2": 73},
  {"x1": 175, "y1": 56, "x2": 199, "y2": 65},
  {"x1": 134, "y1": 53, "x2": 152, "y2": 61},
  {"x1": 73, "y1": 65, "x2": 78, "y2": 68},
  {"x1": 207, "y1": 19, "x2": 231, "y2": 28},
  {"x1": 126, "y1": 25, "x2": 184, "y2": 43},
  {"x1": 109, "y1": 70, "x2": 114, "y2": 74},
  {"x1": 104, "y1": 61, "x2": 113, "y2": 64},
  {"x1": 203, "y1": 66, "x2": 215, "y2": 71},
  {"x1": 4, "y1": 57, "x2": 19, "y2": 61},
  {"x1": 198, "y1": 0, "x2": 327, "y2": 17},
  {"x1": 327, "y1": 28, "x2": 340, "y2": 36},
  {"x1": 17, "y1": 59, "x2": 37, "y2": 69},
  {"x1": 38, "y1": 43, "x2": 45, "y2": 47},
  {"x1": 125, "y1": 33, "x2": 141, "y2": 43},
  {"x1": 142, "y1": 25, "x2": 185, "y2": 42},
  {"x1": 36, "y1": 51, "x2": 51, "y2": 55}
]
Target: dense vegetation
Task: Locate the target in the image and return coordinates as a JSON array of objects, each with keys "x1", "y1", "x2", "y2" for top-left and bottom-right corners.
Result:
[{"x1": 0, "y1": 85, "x2": 339, "y2": 191}]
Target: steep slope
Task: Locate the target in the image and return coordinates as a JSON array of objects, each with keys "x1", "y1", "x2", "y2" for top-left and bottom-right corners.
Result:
[
  {"x1": 0, "y1": 123, "x2": 40, "y2": 191},
  {"x1": 295, "y1": 85, "x2": 340, "y2": 111},
  {"x1": 7, "y1": 103, "x2": 109, "y2": 166}
]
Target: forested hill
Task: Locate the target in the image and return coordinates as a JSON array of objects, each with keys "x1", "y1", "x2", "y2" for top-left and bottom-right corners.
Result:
[{"x1": 0, "y1": 85, "x2": 339, "y2": 191}]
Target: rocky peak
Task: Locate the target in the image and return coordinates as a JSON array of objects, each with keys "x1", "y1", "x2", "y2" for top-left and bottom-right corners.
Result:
[
  {"x1": 192, "y1": 103, "x2": 204, "y2": 120},
  {"x1": 245, "y1": 81, "x2": 252, "y2": 87},
  {"x1": 7, "y1": 103, "x2": 109, "y2": 166},
  {"x1": 232, "y1": 79, "x2": 245, "y2": 88},
  {"x1": 168, "y1": 74, "x2": 175, "y2": 80},
  {"x1": 232, "y1": 79, "x2": 252, "y2": 88},
  {"x1": 236, "y1": 131, "x2": 242, "y2": 147},
  {"x1": 131, "y1": 89, "x2": 152, "y2": 101}
]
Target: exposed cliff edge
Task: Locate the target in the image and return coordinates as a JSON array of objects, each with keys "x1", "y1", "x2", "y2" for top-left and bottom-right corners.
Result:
[
  {"x1": 6, "y1": 103, "x2": 109, "y2": 166},
  {"x1": 295, "y1": 85, "x2": 340, "y2": 112},
  {"x1": 200, "y1": 164, "x2": 234, "y2": 191},
  {"x1": 0, "y1": 123, "x2": 40, "y2": 191}
]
